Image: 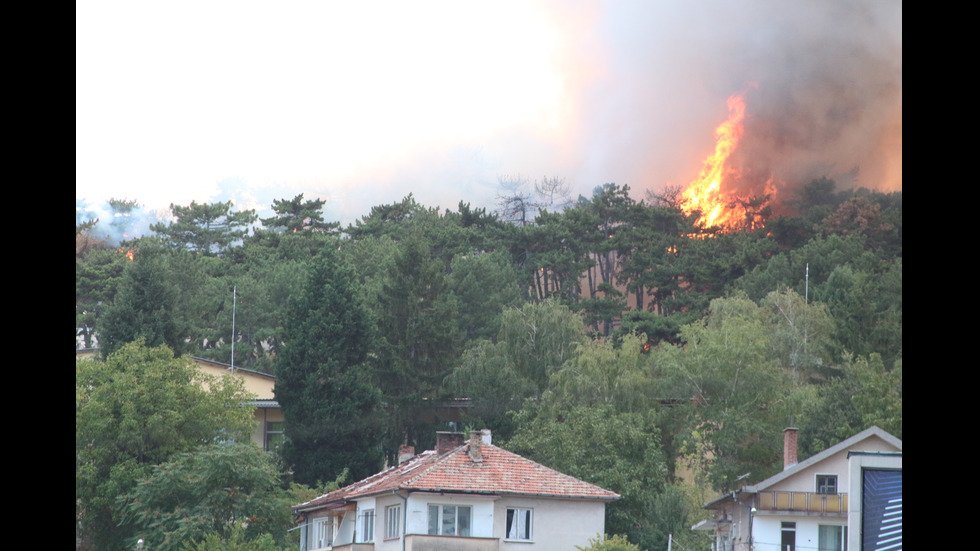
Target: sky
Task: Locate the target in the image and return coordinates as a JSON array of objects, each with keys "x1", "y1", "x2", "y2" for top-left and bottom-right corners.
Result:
[{"x1": 76, "y1": 0, "x2": 902, "y2": 232}]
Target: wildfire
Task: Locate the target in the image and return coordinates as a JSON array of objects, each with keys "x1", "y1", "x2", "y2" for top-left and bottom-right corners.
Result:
[{"x1": 679, "y1": 93, "x2": 772, "y2": 232}]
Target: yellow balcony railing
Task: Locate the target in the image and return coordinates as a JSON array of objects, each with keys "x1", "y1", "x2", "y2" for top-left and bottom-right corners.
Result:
[
  {"x1": 405, "y1": 534, "x2": 500, "y2": 551},
  {"x1": 330, "y1": 544, "x2": 374, "y2": 551},
  {"x1": 757, "y1": 491, "x2": 848, "y2": 514}
]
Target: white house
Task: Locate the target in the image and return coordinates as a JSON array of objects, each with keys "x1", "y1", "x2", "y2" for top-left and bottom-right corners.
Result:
[
  {"x1": 692, "y1": 426, "x2": 902, "y2": 551},
  {"x1": 293, "y1": 430, "x2": 620, "y2": 551}
]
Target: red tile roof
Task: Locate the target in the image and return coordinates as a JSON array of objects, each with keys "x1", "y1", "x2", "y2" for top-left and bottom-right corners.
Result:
[{"x1": 295, "y1": 439, "x2": 620, "y2": 512}]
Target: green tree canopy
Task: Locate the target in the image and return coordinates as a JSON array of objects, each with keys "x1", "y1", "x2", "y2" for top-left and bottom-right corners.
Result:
[
  {"x1": 497, "y1": 299, "x2": 587, "y2": 393},
  {"x1": 151, "y1": 200, "x2": 257, "y2": 256},
  {"x1": 260, "y1": 194, "x2": 337, "y2": 234},
  {"x1": 506, "y1": 334, "x2": 680, "y2": 549},
  {"x1": 654, "y1": 296, "x2": 799, "y2": 493},
  {"x1": 96, "y1": 249, "x2": 188, "y2": 357},
  {"x1": 274, "y1": 245, "x2": 384, "y2": 484},
  {"x1": 76, "y1": 341, "x2": 255, "y2": 551},
  {"x1": 448, "y1": 250, "x2": 524, "y2": 342},
  {"x1": 76, "y1": 245, "x2": 128, "y2": 349},
  {"x1": 798, "y1": 354, "x2": 902, "y2": 457},
  {"x1": 119, "y1": 443, "x2": 293, "y2": 551},
  {"x1": 374, "y1": 234, "x2": 461, "y2": 453}
]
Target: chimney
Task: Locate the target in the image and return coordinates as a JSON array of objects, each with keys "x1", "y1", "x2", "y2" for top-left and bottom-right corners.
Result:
[
  {"x1": 480, "y1": 428, "x2": 492, "y2": 446},
  {"x1": 783, "y1": 426, "x2": 799, "y2": 470},
  {"x1": 435, "y1": 431, "x2": 464, "y2": 455},
  {"x1": 398, "y1": 444, "x2": 415, "y2": 464},
  {"x1": 468, "y1": 430, "x2": 484, "y2": 462}
]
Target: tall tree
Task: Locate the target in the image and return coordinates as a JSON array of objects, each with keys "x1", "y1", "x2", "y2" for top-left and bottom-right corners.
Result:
[
  {"x1": 798, "y1": 353, "x2": 902, "y2": 457},
  {"x1": 151, "y1": 200, "x2": 257, "y2": 256},
  {"x1": 96, "y1": 248, "x2": 187, "y2": 358},
  {"x1": 76, "y1": 341, "x2": 254, "y2": 551},
  {"x1": 274, "y1": 245, "x2": 384, "y2": 484},
  {"x1": 374, "y1": 234, "x2": 461, "y2": 453},
  {"x1": 654, "y1": 296, "x2": 799, "y2": 493},
  {"x1": 118, "y1": 443, "x2": 293, "y2": 551},
  {"x1": 445, "y1": 339, "x2": 536, "y2": 442},
  {"x1": 260, "y1": 193, "x2": 338, "y2": 234},
  {"x1": 495, "y1": 174, "x2": 571, "y2": 226},
  {"x1": 506, "y1": 334, "x2": 669, "y2": 549},
  {"x1": 497, "y1": 299, "x2": 587, "y2": 393},
  {"x1": 449, "y1": 250, "x2": 524, "y2": 342},
  {"x1": 76, "y1": 246, "x2": 128, "y2": 349}
]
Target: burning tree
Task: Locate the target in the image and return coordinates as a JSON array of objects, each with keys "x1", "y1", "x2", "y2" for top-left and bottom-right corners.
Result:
[{"x1": 679, "y1": 93, "x2": 776, "y2": 233}]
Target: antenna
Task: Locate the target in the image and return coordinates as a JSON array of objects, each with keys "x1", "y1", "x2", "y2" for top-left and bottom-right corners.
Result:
[
  {"x1": 804, "y1": 263, "x2": 809, "y2": 304},
  {"x1": 230, "y1": 286, "x2": 236, "y2": 374}
]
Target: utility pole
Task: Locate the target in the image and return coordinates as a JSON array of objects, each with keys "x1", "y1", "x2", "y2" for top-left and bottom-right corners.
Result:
[{"x1": 230, "y1": 286, "x2": 237, "y2": 374}]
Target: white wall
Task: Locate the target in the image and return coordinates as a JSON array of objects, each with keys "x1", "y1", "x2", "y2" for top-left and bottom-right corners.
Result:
[
  {"x1": 752, "y1": 516, "x2": 846, "y2": 551},
  {"x1": 354, "y1": 492, "x2": 608, "y2": 550},
  {"x1": 495, "y1": 497, "x2": 606, "y2": 550}
]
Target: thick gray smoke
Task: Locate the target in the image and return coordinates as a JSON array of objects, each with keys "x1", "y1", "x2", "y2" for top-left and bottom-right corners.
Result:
[
  {"x1": 76, "y1": 199, "x2": 164, "y2": 247},
  {"x1": 76, "y1": 1, "x2": 901, "y2": 225},
  {"x1": 569, "y1": 0, "x2": 901, "y2": 208}
]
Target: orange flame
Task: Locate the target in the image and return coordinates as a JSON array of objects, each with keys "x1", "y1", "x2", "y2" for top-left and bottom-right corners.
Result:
[{"x1": 679, "y1": 93, "x2": 771, "y2": 232}]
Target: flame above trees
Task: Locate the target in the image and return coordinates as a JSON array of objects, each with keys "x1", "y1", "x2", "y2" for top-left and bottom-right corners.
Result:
[{"x1": 679, "y1": 94, "x2": 773, "y2": 232}]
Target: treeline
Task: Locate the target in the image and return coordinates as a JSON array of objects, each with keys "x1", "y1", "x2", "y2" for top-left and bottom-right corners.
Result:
[{"x1": 76, "y1": 179, "x2": 901, "y2": 550}]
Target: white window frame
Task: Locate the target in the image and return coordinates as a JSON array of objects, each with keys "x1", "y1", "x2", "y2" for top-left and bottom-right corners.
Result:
[
  {"x1": 264, "y1": 420, "x2": 285, "y2": 453},
  {"x1": 314, "y1": 517, "x2": 333, "y2": 549},
  {"x1": 385, "y1": 504, "x2": 402, "y2": 539},
  {"x1": 818, "y1": 524, "x2": 847, "y2": 551},
  {"x1": 506, "y1": 507, "x2": 533, "y2": 541},
  {"x1": 427, "y1": 504, "x2": 472, "y2": 536},
  {"x1": 360, "y1": 509, "x2": 375, "y2": 543}
]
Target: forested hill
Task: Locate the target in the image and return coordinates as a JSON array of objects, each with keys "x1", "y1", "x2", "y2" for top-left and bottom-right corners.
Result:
[{"x1": 76, "y1": 180, "x2": 900, "y2": 549}]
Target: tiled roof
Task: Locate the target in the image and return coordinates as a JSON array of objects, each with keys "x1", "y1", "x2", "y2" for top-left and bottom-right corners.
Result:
[{"x1": 295, "y1": 440, "x2": 620, "y2": 512}]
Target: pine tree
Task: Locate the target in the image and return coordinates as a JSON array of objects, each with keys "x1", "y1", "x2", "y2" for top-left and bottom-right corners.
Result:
[
  {"x1": 260, "y1": 193, "x2": 338, "y2": 234},
  {"x1": 374, "y1": 235, "x2": 461, "y2": 453},
  {"x1": 273, "y1": 245, "x2": 383, "y2": 484},
  {"x1": 150, "y1": 200, "x2": 257, "y2": 256}
]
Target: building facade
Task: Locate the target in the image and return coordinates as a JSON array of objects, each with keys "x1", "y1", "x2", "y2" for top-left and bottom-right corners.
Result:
[
  {"x1": 294, "y1": 430, "x2": 620, "y2": 551},
  {"x1": 693, "y1": 426, "x2": 902, "y2": 551}
]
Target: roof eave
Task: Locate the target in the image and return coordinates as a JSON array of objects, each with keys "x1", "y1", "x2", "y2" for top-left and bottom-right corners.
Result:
[{"x1": 744, "y1": 426, "x2": 902, "y2": 493}]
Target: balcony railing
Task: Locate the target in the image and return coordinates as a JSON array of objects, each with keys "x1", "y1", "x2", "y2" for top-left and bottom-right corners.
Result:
[
  {"x1": 329, "y1": 544, "x2": 374, "y2": 551},
  {"x1": 405, "y1": 534, "x2": 500, "y2": 551},
  {"x1": 756, "y1": 491, "x2": 848, "y2": 514}
]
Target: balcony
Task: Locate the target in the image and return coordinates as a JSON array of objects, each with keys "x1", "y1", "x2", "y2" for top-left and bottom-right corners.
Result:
[
  {"x1": 756, "y1": 491, "x2": 848, "y2": 514},
  {"x1": 404, "y1": 534, "x2": 500, "y2": 551}
]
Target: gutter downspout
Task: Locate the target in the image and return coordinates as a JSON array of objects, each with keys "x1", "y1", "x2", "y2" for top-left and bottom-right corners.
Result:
[{"x1": 394, "y1": 490, "x2": 408, "y2": 551}]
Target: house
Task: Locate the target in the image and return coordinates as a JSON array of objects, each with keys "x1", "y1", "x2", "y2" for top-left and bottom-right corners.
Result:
[
  {"x1": 293, "y1": 430, "x2": 620, "y2": 551},
  {"x1": 191, "y1": 357, "x2": 285, "y2": 452},
  {"x1": 692, "y1": 426, "x2": 901, "y2": 551},
  {"x1": 76, "y1": 350, "x2": 285, "y2": 452}
]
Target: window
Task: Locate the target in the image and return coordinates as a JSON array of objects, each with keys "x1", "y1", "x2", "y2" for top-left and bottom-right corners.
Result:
[
  {"x1": 817, "y1": 474, "x2": 838, "y2": 494},
  {"x1": 427, "y1": 504, "x2": 472, "y2": 537},
  {"x1": 506, "y1": 508, "x2": 532, "y2": 541},
  {"x1": 781, "y1": 521, "x2": 796, "y2": 551},
  {"x1": 265, "y1": 421, "x2": 285, "y2": 453},
  {"x1": 360, "y1": 509, "x2": 375, "y2": 543},
  {"x1": 818, "y1": 524, "x2": 847, "y2": 551},
  {"x1": 314, "y1": 517, "x2": 333, "y2": 549},
  {"x1": 385, "y1": 505, "x2": 402, "y2": 539}
]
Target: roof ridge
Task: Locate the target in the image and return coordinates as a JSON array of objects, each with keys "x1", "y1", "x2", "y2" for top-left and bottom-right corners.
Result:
[
  {"x1": 404, "y1": 444, "x2": 468, "y2": 486},
  {"x1": 482, "y1": 444, "x2": 615, "y2": 492},
  {"x1": 743, "y1": 425, "x2": 901, "y2": 493}
]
